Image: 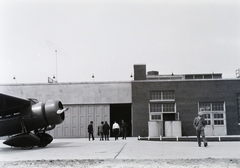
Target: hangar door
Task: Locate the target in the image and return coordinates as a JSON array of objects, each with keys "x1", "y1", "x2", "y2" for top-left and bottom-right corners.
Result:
[
  {"x1": 49, "y1": 104, "x2": 110, "y2": 138},
  {"x1": 110, "y1": 104, "x2": 132, "y2": 137}
]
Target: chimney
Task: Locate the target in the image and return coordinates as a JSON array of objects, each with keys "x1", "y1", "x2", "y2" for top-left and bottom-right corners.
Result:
[{"x1": 134, "y1": 64, "x2": 146, "y2": 80}]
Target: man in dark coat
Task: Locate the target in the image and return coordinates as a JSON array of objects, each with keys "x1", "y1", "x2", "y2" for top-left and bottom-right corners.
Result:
[
  {"x1": 193, "y1": 112, "x2": 208, "y2": 147},
  {"x1": 103, "y1": 121, "x2": 110, "y2": 140},
  {"x1": 121, "y1": 120, "x2": 128, "y2": 140},
  {"x1": 88, "y1": 121, "x2": 94, "y2": 141}
]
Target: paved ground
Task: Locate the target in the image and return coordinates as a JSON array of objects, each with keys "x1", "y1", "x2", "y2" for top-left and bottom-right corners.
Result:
[{"x1": 0, "y1": 137, "x2": 240, "y2": 167}]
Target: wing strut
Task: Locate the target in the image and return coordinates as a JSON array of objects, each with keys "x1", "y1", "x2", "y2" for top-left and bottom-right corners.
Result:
[{"x1": 19, "y1": 118, "x2": 28, "y2": 133}]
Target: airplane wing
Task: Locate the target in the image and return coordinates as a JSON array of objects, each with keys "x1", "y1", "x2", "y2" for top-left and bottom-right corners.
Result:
[{"x1": 0, "y1": 93, "x2": 31, "y2": 117}]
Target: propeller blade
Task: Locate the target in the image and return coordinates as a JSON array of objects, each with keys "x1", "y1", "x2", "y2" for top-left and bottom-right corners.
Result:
[{"x1": 56, "y1": 107, "x2": 69, "y2": 114}]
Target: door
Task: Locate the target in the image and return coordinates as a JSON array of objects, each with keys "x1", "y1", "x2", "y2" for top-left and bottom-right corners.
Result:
[
  {"x1": 204, "y1": 112, "x2": 226, "y2": 136},
  {"x1": 49, "y1": 104, "x2": 110, "y2": 138},
  {"x1": 110, "y1": 104, "x2": 132, "y2": 137}
]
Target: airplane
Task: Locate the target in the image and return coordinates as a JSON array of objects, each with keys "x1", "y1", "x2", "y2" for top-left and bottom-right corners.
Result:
[{"x1": 0, "y1": 93, "x2": 69, "y2": 149}]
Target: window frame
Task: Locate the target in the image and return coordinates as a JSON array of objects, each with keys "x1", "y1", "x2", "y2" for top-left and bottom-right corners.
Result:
[
  {"x1": 149, "y1": 90, "x2": 176, "y2": 121},
  {"x1": 198, "y1": 102, "x2": 225, "y2": 126}
]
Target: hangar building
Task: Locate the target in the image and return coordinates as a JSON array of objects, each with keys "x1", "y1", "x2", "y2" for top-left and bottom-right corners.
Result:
[{"x1": 1, "y1": 64, "x2": 240, "y2": 138}]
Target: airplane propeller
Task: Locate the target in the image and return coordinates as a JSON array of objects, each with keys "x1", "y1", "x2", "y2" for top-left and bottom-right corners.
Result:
[{"x1": 56, "y1": 107, "x2": 69, "y2": 114}]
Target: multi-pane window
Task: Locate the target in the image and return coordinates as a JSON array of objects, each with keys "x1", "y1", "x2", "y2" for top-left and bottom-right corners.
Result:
[
  {"x1": 203, "y1": 114, "x2": 211, "y2": 125},
  {"x1": 162, "y1": 91, "x2": 175, "y2": 100},
  {"x1": 199, "y1": 103, "x2": 211, "y2": 111},
  {"x1": 199, "y1": 102, "x2": 224, "y2": 111},
  {"x1": 150, "y1": 103, "x2": 161, "y2": 112},
  {"x1": 151, "y1": 115, "x2": 161, "y2": 120},
  {"x1": 150, "y1": 92, "x2": 161, "y2": 100},
  {"x1": 163, "y1": 104, "x2": 175, "y2": 112},
  {"x1": 214, "y1": 120, "x2": 224, "y2": 125},
  {"x1": 199, "y1": 102, "x2": 225, "y2": 126},
  {"x1": 213, "y1": 113, "x2": 224, "y2": 125},
  {"x1": 212, "y1": 103, "x2": 224, "y2": 111},
  {"x1": 150, "y1": 103, "x2": 175, "y2": 112},
  {"x1": 150, "y1": 91, "x2": 175, "y2": 100},
  {"x1": 214, "y1": 113, "x2": 224, "y2": 118},
  {"x1": 149, "y1": 91, "x2": 176, "y2": 121}
]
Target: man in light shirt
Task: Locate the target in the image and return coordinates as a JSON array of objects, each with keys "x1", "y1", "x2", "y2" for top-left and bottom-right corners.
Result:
[{"x1": 112, "y1": 121, "x2": 120, "y2": 140}]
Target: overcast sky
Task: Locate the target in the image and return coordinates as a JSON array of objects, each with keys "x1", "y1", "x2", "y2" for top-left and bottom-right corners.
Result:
[{"x1": 0, "y1": 0, "x2": 239, "y2": 84}]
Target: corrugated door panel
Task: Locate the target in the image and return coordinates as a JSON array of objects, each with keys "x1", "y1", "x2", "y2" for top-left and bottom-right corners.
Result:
[
  {"x1": 71, "y1": 106, "x2": 79, "y2": 138},
  {"x1": 102, "y1": 105, "x2": 110, "y2": 123},
  {"x1": 63, "y1": 111, "x2": 70, "y2": 138},
  {"x1": 55, "y1": 126, "x2": 63, "y2": 138},
  {"x1": 87, "y1": 105, "x2": 94, "y2": 124},
  {"x1": 79, "y1": 116, "x2": 86, "y2": 137},
  {"x1": 79, "y1": 106, "x2": 87, "y2": 137},
  {"x1": 95, "y1": 106, "x2": 102, "y2": 137},
  {"x1": 49, "y1": 104, "x2": 110, "y2": 138}
]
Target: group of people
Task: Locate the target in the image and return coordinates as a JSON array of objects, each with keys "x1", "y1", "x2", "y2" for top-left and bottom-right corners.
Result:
[
  {"x1": 87, "y1": 120, "x2": 128, "y2": 141},
  {"x1": 88, "y1": 112, "x2": 208, "y2": 147}
]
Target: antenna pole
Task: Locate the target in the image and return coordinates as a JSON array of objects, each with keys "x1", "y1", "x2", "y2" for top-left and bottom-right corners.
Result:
[{"x1": 55, "y1": 50, "x2": 58, "y2": 82}]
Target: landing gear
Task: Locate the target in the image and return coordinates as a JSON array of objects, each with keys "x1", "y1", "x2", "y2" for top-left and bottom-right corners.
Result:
[
  {"x1": 3, "y1": 133, "x2": 40, "y2": 148},
  {"x1": 21, "y1": 146, "x2": 34, "y2": 150},
  {"x1": 34, "y1": 127, "x2": 53, "y2": 148},
  {"x1": 36, "y1": 132, "x2": 53, "y2": 147},
  {"x1": 3, "y1": 119, "x2": 54, "y2": 149}
]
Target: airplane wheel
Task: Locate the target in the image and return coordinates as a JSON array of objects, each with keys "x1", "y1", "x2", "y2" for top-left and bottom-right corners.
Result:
[
  {"x1": 21, "y1": 146, "x2": 34, "y2": 150},
  {"x1": 36, "y1": 133, "x2": 53, "y2": 148},
  {"x1": 37, "y1": 143, "x2": 48, "y2": 148}
]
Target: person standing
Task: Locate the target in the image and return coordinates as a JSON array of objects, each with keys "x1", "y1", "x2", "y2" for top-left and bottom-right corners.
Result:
[
  {"x1": 98, "y1": 121, "x2": 104, "y2": 141},
  {"x1": 121, "y1": 120, "x2": 128, "y2": 140},
  {"x1": 112, "y1": 121, "x2": 120, "y2": 140},
  {"x1": 193, "y1": 112, "x2": 208, "y2": 147},
  {"x1": 103, "y1": 121, "x2": 110, "y2": 140},
  {"x1": 88, "y1": 121, "x2": 94, "y2": 141}
]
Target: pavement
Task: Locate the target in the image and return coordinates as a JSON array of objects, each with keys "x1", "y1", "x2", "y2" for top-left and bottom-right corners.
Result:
[
  {"x1": 0, "y1": 137, "x2": 240, "y2": 162},
  {"x1": 139, "y1": 135, "x2": 240, "y2": 141}
]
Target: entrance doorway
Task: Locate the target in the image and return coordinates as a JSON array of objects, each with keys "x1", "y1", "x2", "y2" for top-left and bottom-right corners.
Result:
[
  {"x1": 204, "y1": 112, "x2": 226, "y2": 136},
  {"x1": 198, "y1": 102, "x2": 226, "y2": 136},
  {"x1": 110, "y1": 104, "x2": 132, "y2": 137}
]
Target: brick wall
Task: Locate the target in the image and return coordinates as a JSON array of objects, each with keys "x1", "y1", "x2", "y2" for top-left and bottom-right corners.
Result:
[{"x1": 132, "y1": 79, "x2": 240, "y2": 136}]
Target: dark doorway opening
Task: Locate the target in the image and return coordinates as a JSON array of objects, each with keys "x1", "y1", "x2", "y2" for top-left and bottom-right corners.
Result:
[
  {"x1": 110, "y1": 104, "x2": 132, "y2": 137},
  {"x1": 163, "y1": 113, "x2": 176, "y2": 121}
]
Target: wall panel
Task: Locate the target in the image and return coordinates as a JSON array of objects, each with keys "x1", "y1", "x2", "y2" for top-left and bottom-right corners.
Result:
[{"x1": 49, "y1": 104, "x2": 110, "y2": 138}]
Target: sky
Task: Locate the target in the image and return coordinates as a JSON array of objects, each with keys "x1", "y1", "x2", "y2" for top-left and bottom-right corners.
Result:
[{"x1": 0, "y1": 0, "x2": 240, "y2": 84}]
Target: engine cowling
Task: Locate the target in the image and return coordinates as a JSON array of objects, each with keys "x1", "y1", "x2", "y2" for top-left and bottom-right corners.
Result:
[
  {"x1": 44, "y1": 100, "x2": 65, "y2": 125},
  {"x1": 28, "y1": 100, "x2": 66, "y2": 131}
]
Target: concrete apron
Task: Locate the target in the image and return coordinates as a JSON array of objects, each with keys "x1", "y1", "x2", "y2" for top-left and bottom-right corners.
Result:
[{"x1": 1, "y1": 137, "x2": 240, "y2": 161}]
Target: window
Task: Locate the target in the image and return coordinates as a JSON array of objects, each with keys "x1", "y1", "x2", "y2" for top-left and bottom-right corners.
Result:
[
  {"x1": 199, "y1": 102, "x2": 224, "y2": 111},
  {"x1": 199, "y1": 102, "x2": 225, "y2": 126},
  {"x1": 149, "y1": 90, "x2": 176, "y2": 121},
  {"x1": 162, "y1": 104, "x2": 175, "y2": 112},
  {"x1": 150, "y1": 103, "x2": 175, "y2": 113},
  {"x1": 214, "y1": 113, "x2": 223, "y2": 118},
  {"x1": 150, "y1": 91, "x2": 175, "y2": 100},
  {"x1": 212, "y1": 103, "x2": 224, "y2": 111},
  {"x1": 237, "y1": 94, "x2": 240, "y2": 124},
  {"x1": 150, "y1": 103, "x2": 161, "y2": 112},
  {"x1": 162, "y1": 91, "x2": 175, "y2": 100},
  {"x1": 213, "y1": 113, "x2": 224, "y2": 125},
  {"x1": 199, "y1": 103, "x2": 211, "y2": 111},
  {"x1": 150, "y1": 114, "x2": 161, "y2": 120},
  {"x1": 203, "y1": 114, "x2": 211, "y2": 125},
  {"x1": 214, "y1": 120, "x2": 224, "y2": 125},
  {"x1": 150, "y1": 91, "x2": 161, "y2": 100}
]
